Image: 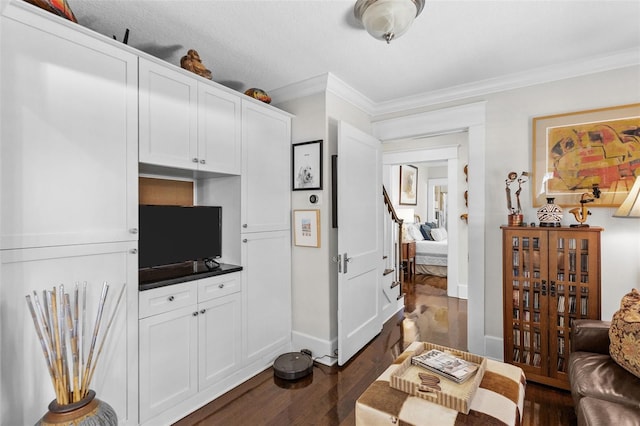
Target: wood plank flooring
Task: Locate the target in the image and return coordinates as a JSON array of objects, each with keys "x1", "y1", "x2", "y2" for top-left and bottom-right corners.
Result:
[{"x1": 174, "y1": 275, "x2": 577, "y2": 425}]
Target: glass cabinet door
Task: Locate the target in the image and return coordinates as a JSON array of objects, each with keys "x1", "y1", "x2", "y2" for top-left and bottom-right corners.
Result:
[
  {"x1": 504, "y1": 229, "x2": 548, "y2": 377},
  {"x1": 547, "y1": 230, "x2": 601, "y2": 381}
]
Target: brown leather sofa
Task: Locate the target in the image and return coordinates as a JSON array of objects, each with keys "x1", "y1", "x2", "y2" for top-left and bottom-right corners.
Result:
[{"x1": 568, "y1": 319, "x2": 640, "y2": 425}]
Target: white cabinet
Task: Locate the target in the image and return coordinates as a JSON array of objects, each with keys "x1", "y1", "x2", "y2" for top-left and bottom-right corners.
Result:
[
  {"x1": 242, "y1": 231, "x2": 291, "y2": 363},
  {"x1": 139, "y1": 58, "x2": 197, "y2": 171},
  {"x1": 0, "y1": 14, "x2": 138, "y2": 249},
  {"x1": 139, "y1": 302, "x2": 198, "y2": 423},
  {"x1": 198, "y1": 84, "x2": 242, "y2": 174},
  {"x1": 0, "y1": 242, "x2": 138, "y2": 426},
  {"x1": 241, "y1": 101, "x2": 292, "y2": 233},
  {"x1": 139, "y1": 58, "x2": 241, "y2": 175},
  {"x1": 138, "y1": 273, "x2": 241, "y2": 423},
  {"x1": 198, "y1": 292, "x2": 242, "y2": 389}
]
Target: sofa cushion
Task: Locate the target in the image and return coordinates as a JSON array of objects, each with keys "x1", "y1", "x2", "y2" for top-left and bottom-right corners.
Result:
[
  {"x1": 568, "y1": 351, "x2": 640, "y2": 408},
  {"x1": 578, "y1": 397, "x2": 640, "y2": 426},
  {"x1": 609, "y1": 288, "x2": 640, "y2": 379}
]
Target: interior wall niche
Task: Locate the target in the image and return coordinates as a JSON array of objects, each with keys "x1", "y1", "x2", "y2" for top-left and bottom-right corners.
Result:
[{"x1": 139, "y1": 177, "x2": 194, "y2": 206}]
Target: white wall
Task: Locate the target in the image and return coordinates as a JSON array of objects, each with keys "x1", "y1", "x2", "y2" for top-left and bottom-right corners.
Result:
[
  {"x1": 275, "y1": 90, "x2": 373, "y2": 361},
  {"x1": 274, "y1": 93, "x2": 333, "y2": 353}
]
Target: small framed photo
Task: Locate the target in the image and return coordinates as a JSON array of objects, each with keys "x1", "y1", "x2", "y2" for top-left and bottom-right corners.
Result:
[
  {"x1": 399, "y1": 165, "x2": 418, "y2": 205},
  {"x1": 292, "y1": 140, "x2": 323, "y2": 190},
  {"x1": 293, "y1": 209, "x2": 320, "y2": 247}
]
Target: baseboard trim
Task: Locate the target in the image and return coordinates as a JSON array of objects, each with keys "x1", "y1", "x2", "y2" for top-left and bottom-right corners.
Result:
[{"x1": 291, "y1": 330, "x2": 337, "y2": 366}]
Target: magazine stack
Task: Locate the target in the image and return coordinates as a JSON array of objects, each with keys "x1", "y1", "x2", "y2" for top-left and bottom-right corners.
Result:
[{"x1": 411, "y1": 349, "x2": 479, "y2": 383}]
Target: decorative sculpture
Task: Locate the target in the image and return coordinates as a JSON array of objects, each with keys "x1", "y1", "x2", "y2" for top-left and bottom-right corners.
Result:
[
  {"x1": 180, "y1": 49, "x2": 212, "y2": 80},
  {"x1": 569, "y1": 184, "x2": 601, "y2": 227},
  {"x1": 506, "y1": 171, "x2": 529, "y2": 226}
]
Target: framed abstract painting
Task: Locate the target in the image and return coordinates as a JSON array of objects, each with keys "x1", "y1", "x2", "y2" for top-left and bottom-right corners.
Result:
[{"x1": 532, "y1": 103, "x2": 640, "y2": 207}]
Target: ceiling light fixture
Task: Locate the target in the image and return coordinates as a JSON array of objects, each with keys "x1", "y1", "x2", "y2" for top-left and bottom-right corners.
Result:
[{"x1": 354, "y1": 0, "x2": 425, "y2": 44}]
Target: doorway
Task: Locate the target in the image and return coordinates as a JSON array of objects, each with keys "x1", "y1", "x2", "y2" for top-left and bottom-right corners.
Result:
[
  {"x1": 374, "y1": 101, "x2": 486, "y2": 355},
  {"x1": 382, "y1": 139, "x2": 467, "y2": 300}
]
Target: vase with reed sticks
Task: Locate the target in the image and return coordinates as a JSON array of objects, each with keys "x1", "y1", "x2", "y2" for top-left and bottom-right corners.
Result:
[
  {"x1": 35, "y1": 389, "x2": 116, "y2": 426},
  {"x1": 26, "y1": 282, "x2": 125, "y2": 426}
]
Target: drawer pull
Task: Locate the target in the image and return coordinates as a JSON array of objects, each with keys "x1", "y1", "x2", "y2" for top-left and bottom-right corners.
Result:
[
  {"x1": 218, "y1": 283, "x2": 224, "y2": 289},
  {"x1": 168, "y1": 296, "x2": 175, "y2": 302}
]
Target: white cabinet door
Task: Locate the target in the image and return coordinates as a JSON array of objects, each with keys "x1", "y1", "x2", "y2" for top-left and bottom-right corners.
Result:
[
  {"x1": 0, "y1": 242, "x2": 138, "y2": 426},
  {"x1": 198, "y1": 84, "x2": 242, "y2": 174},
  {"x1": 139, "y1": 58, "x2": 198, "y2": 170},
  {"x1": 198, "y1": 292, "x2": 242, "y2": 390},
  {"x1": 139, "y1": 304, "x2": 198, "y2": 423},
  {"x1": 242, "y1": 231, "x2": 291, "y2": 363},
  {"x1": 241, "y1": 101, "x2": 291, "y2": 233},
  {"x1": 0, "y1": 17, "x2": 138, "y2": 249}
]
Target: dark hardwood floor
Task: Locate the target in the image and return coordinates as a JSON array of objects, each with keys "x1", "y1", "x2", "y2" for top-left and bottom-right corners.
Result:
[{"x1": 174, "y1": 275, "x2": 577, "y2": 425}]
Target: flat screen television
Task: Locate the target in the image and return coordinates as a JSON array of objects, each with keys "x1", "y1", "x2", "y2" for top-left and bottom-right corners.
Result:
[{"x1": 138, "y1": 205, "x2": 222, "y2": 269}]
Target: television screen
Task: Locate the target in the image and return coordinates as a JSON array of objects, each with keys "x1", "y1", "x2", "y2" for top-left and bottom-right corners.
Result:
[{"x1": 138, "y1": 205, "x2": 222, "y2": 269}]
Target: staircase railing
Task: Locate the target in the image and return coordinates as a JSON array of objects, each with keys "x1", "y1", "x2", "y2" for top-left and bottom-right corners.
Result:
[{"x1": 382, "y1": 186, "x2": 404, "y2": 300}]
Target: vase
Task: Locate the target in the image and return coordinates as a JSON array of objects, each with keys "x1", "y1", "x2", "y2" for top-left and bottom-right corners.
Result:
[
  {"x1": 537, "y1": 197, "x2": 563, "y2": 227},
  {"x1": 508, "y1": 213, "x2": 523, "y2": 226},
  {"x1": 35, "y1": 390, "x2": 117, "y2": 426}
]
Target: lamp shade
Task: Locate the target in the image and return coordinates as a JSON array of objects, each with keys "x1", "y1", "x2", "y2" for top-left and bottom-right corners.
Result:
[
  {"x1": 354, "y1": 0, "x2": 425, "y2": 43},
  {"x1": 613, "y1": 177, "x2": 640, "y2": 218}
]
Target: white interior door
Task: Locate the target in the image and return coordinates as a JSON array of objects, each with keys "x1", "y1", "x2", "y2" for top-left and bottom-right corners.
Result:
[{"x1": 337, "y1": 121, "x2": 382, "y2": 365}]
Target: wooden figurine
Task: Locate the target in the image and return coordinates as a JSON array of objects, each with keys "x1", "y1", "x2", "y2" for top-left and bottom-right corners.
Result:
[{"x1": 180, "y1": 49, "x2": 212, "y2": 80}]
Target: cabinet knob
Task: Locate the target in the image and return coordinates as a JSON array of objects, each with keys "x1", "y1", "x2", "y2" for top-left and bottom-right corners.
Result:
[
  {"x1": 200, "y1": 159, "x2": 206, "y2": 164},
  {"x1": 129, "y1": 228, "x2": 138, "y2": 234},
  {"x1": 168, "y1": 296, "x2": 175, "y2": 301},
  {"x1": 192, "y1": 158, "x2": 199, "y2": 163},
  {"x1": 130, "y1": 249, "x2": 137, "y2": 254},
  {"x1": 242, "y1": 224, "x2": 248, "y2": 228},
  {"x1": 218, "y1": 283, "x2": 225, "y2": 289},
  {"x1": 243, "y1": 239, "x2": 248, "y2": 243},
  {"x1": 200, "y1": 309, "x2": 206, "y2": 314},
  {"x1": 193, "y1": 311, "x2": 199, "y2": 316}
]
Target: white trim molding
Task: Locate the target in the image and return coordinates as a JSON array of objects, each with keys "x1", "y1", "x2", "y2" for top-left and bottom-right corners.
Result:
[
  {"x1": 378, "y1": 102, "x2": 487, "y2": 356},
  {"x1": 270, "y1": 48, "x2": 639, "y2": 117}
]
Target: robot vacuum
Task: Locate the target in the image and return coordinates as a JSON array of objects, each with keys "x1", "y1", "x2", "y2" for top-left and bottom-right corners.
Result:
[{"x1": 273, "y1": 352, "x2": 314, "y2": 380}]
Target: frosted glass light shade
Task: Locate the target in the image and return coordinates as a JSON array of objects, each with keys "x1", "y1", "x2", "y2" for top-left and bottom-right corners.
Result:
[
  {"x1": 355, "y1": 0, "x2": 425, "y2": 43},
  {"x1": 613, "y1": 177, "x2": 640, "y2": 218}
]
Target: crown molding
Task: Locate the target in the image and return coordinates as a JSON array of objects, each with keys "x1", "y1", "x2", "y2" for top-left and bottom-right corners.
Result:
[{"x1": 270, "y1": 47, "x2": 639, "y2": 118}]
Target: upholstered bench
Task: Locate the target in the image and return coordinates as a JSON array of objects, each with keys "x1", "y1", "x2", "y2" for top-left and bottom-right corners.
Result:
[{"x1": 356, "y1": 341, "x2": 526, "y2": 426}]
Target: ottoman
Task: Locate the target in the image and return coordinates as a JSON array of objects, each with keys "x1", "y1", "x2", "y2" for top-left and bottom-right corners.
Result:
[{"x1": 356, "y1": 341, "x2": 526, "y2": 425}]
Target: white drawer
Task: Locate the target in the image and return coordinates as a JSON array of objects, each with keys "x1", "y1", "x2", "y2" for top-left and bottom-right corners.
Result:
[
  {"x1": 139, "y1": 282, "x2": 197, "y2": 319},
  {"x1": 198, "y1": 273, "x2": 241, "y2": 303}
]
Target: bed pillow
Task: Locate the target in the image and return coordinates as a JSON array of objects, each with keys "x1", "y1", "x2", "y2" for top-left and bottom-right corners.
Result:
[
  {"x1": 430, "y1": 227, "x2": 448, "y2": 242},
  {"x1": 609, "y1": 288, "x2": 640, "y2": 379},
  {"x1": 420, "y1": 224, "x2": 434, "y2": 241},
  {"x1": 407, "y1": 224, "x2": 424, "y2": 241}
]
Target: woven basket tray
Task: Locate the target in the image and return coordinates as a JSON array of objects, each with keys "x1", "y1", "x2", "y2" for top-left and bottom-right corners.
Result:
[{"x1": 389, "y1": 342, "x2": 487, "y2": 414}]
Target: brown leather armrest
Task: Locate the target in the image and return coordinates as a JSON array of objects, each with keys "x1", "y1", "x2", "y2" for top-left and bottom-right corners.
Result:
[{"x1": 571, "y1": 319, "x2": 611, "y2": 354}]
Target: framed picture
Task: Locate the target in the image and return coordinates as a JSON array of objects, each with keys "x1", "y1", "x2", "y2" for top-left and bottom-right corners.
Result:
[
  {"x1": 293, "y1": 210, "x2": 320, "y2": 247},
  {"x1": 399, "y1": 165, "x2": 418, "y2": 205},
  {"x1": 292, "y1": 140, "x2": 323, "y2": 190},
  {"x1": 533, "y1": 103, "x2": 640, "y2": 207}
]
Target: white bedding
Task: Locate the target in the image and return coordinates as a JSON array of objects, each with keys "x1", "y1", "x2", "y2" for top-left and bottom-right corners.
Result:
[{"x1": 415, "y1": 239, "x2": 448, "y2": 267}]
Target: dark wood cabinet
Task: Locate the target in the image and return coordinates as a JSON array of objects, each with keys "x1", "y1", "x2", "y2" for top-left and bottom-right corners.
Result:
[
  {"x1": 401, "y1": 241, "x2": 416, "y2": 278},
  {"x1": 501, "y1": 226, "x2": 602, "y2": 390}
]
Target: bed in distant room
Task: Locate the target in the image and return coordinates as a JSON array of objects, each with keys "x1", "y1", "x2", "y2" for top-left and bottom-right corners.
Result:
[{"x1": 405, "y1": 223, "x2": 448, "y2": 277}]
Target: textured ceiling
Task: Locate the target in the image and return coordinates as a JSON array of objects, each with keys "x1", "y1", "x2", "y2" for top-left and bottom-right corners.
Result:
[{"x1": 68, "y1": 0, "x2": 640, "y2": 105}]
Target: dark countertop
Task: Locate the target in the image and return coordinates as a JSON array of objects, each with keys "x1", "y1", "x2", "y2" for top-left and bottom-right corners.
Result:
[{"x1": 139, "y1": 262, "x2": 243, "y2": 291}]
